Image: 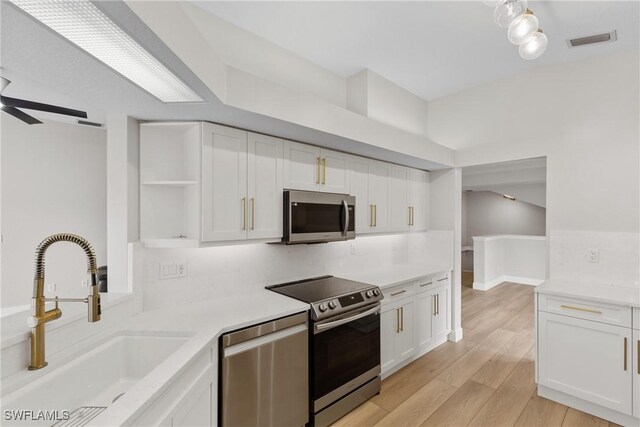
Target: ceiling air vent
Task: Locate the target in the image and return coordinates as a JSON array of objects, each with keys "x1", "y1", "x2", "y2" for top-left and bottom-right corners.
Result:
[
  {"x1": 77, "y1": 120, "x2": 104, "y2": 128},
  {"x1": 567, "y1": 30, "x2": 617, "y2": 48}
]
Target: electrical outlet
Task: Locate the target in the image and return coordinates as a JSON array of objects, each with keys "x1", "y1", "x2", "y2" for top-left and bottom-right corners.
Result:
[
  {"x1": 47, "y1": 283, "x2": 56, "y2": 293},
  {"x1": 160, "y1": 261, "x2": 187, "y2": 279},
  {"x1": 587, "y1": 248, "x2": 599, "y2": 263},
  {"x1": 82, "y1": 279, "x2": 89, "y2": 287}
]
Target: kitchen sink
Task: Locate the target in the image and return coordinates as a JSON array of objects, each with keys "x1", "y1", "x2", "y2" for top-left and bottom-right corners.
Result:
[{"x1": 1, "y1": 330, "x2": 192, "y2": 426}]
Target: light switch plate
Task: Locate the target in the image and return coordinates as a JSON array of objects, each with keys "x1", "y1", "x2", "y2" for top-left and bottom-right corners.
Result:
[
  {"x1": 587, "y1": 248, "x2": 599, "y2": 263},
  {"x1": 160, "y1": 261, "x2": 187, "y2": 279}
]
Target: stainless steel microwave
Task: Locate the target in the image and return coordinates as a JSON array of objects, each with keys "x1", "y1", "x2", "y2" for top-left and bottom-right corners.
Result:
[{"x1": 283, "y1": 190, "x2": 355, "y2": 244}]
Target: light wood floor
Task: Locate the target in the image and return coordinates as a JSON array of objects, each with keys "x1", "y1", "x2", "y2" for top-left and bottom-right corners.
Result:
[{"x1": 332, "y1": 282, "x2": 620, "y2": 427}]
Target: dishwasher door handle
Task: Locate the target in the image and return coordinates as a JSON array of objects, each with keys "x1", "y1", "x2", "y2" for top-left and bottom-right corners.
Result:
[{"x1": 224, "y1": 323, "x2": 308, "y2": 357}]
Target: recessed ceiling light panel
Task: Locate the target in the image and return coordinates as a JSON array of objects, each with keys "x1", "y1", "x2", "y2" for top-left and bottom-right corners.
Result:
[{"x1": 10, "y1": 0, "x2": 203, "y2": 103}]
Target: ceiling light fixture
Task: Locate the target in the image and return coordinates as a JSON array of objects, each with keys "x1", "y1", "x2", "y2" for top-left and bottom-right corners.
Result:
[
  {"x1": 487, "y1": 2, "x2": 548, "y2": 60},
  {"x1": 10, "y1": 0, "x2": 203, "y2": 103},
  {"x1": 494, "y1": 0, "x2": 528, "y2": 28},
  {"x1": 508, "y1": 10, "x2": 538, "y2": 45},
  {"x1": 519, "y1": 29, "x2": 548, "y2": 60}
]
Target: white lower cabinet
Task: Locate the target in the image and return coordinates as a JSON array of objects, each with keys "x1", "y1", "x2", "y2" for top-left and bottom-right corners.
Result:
[
  {"x1": 536, "y1": 292, "x2": 640, "y2": 427},
  {"x1": 131, "y1": 349, "x2": 215, "y2": 427},
  {"x1": 381, "y1": 273, "x2": 451, "y2": 377},
  {"x1": 538, "y1": 311, "x2": 632, "y2": 414}
]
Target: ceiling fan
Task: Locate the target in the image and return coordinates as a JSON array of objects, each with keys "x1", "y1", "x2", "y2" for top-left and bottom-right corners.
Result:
[{"x1": 0, "y1": 76, "x2": 87, "y2": 125}]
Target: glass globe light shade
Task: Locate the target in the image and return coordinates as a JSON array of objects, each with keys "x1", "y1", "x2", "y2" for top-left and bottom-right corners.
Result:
[
  {"x1": 483, "y1": 0, "x2": 501, "y2": 7},
  {"x1": 519, "y1": 30, "x2": 548, "y2": 60},
  {"x1": 494, "y1": 0, "x2": 528, "y2": 28},
  {"x1": 508, "y1": 12, "x2": 539, "y2": 45}
]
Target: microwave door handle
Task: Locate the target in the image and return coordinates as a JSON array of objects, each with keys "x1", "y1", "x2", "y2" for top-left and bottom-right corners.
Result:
[
  {"x1": 314, "y1": 304, "x2": 380, "y2": 333},
  {"x1": 342, "y1": 199, "x2": 349, "y2": 237}
]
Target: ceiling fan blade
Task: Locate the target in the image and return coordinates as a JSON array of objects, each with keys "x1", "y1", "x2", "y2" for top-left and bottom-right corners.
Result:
[
  {"x1": 0, "y1": 95, "x2": 87, "y2": 119},
  {"x1": 1, "y1": 105, "x2": 43, "y2": 125}
]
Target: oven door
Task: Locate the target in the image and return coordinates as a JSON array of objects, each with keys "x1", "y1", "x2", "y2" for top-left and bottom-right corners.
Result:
[
  {"x1": 311, "y1": 303, "x2": 381, "y2": 412},
  {"x1": 284, "y1": 190, "x2": 355, "y2": 244}
]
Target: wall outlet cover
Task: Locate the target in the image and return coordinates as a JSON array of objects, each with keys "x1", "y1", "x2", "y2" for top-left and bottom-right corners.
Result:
[
  {"x1": 160, "y1": 261, "x2": 187, "y2": 279},
  {"x1": 587, "y1": 248, "x2": 599, "y2": 263}
]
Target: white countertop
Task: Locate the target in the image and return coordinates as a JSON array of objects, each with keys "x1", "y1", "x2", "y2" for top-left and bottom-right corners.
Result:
[
  {"x1": 333, "y1": 263, "x2": 451, "y2": 289},
  {"x1": 536, "y1": 279, "x2": 640, "y2": 308},
  {"x1": 4, "y1": 265, "x2": 447, "y2": 425}
]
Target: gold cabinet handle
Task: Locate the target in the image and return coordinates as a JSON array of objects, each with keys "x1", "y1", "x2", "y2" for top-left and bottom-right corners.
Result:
[
  {"x1": 374, "y1": 204, "x2": 377, "y2": 227},
  {"x1": 408, "y1": 206, "x2": 412, "y2": 226},
  {"x1": 400, "y1": 306, "x2": 404, "y2": 332},
  {"x1": 250, "y1": 197, "x2": 255, "y2": 230},
  {"x1": 390, "y1": 289, "x2": 406, "y2": 296},
  {"x1": 410, "y1": 207, "x2": 414, "y2": 226},
  {"x1": 369, "y1": 205, "x2": 373, "y2": 227},
  {"x1": 316, "y1": 157, "x2": 321, "y2": 184},
  {"x1": 433, "y1": 295, "x2": 437, "y2": 316},
  {"x1": 419, "y1": 282, "x2": 433, "y2": 287},
  {"x1": 560, "y1": 305, "x2": 602, "y2": 314},
  {"x1": 396, "y1": 308, "x2": 400, "y2": 333},
  {"x1": 437, "y1": 293, "x2": 440, "y2": 315},
  {"x1": 322, "y1": 158, "x2": 326, "y2": 185},
  {"x1": 624, "y1": 337, "x2": 628, "y2": 371},
  {"x1": 241, "y1": 197, "x2": 246, "y2": 230},
  {"x1": 637, "y1": 340, "x2": 639, "y2": 374},
  {"x1": 437, "y1": 277, "x2": 448, "y2": 282}
]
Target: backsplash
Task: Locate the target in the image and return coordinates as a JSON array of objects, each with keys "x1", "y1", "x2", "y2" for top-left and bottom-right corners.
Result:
[
  {"x1": 549, "y1": 230, "x2": 640, "y2": 287},
  {"x1": 142, "y1": 231, "x2": 453, "y2": 310}
]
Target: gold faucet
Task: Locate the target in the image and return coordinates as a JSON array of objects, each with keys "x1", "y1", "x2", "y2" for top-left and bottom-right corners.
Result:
[{"x1": 27, "y1": 233, "x2": 101, "y2": 370}]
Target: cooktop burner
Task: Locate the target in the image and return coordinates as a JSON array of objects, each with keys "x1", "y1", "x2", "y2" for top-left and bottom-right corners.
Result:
[{"x1": 266, "y1": 275, "x2": 382, "y2": 320}]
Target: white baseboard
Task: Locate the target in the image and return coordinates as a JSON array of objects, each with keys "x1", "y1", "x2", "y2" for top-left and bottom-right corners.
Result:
[
  {"x1": 473, "y1": 275, "x2": 544, "y2": 291},
  {"x1": 538, "y1": 385, "x2": 639, "y2": 426},
  {"x1": 448, "y1": 328, "x2": 463, "y2": 342}
]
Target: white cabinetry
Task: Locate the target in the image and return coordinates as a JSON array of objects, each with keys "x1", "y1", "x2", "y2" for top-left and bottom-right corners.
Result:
[
  {"x1": 380, "y1": 272, "x2": 451, "y2": 377},
  {"x1": 202, "y1": 125, "x2": 284, "y2": 242},
  {"x1": 538, "y1": 311, "x2": 632, "y2": 414},
  {"x1": 408, "y1": 169, "x2": 429, "y2": 231},
  {"x1": 368, "y1": 161, "x2": 392, "y2": 232},
  {"x1": 390, "y1": 166, "x2": 410, "y2": 232},
  {"x1": 201, "y1": 123, "x2": 248, "y2": 242},
  {"x1": 350, "y1": 157, "x2": 373, "y2": 235},
  {"x1": 283, "y1": 140, "x2": 349, "y2": 194},
  {"x1": 537, "y1": 292, "x2": 639, "y2": 425},
  {"x1": 140, "y1": 122, "x2": 202, "y2": 247}
]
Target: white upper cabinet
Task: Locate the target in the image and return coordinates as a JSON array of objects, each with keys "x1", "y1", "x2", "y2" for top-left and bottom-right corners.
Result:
[
  {"x1": 247, "y1": 133, "x2": 284, "y2": 240},
  {"x1": 202, "y1": 123, "x2": 248, "y2": 242},
  {"x1": 283, "y1": 140, "x2": 320, "y2": 191},
  {"x1": 368, "y1": 161, "x2": 392, "y2": 233},
  {"x1": 284, "y1": 141, "x2": 350, "y2": 194},
  {"x1": 408, "y1": 169, "x2": 429, "y2": 231},
  {"x1": 350, "y1": 157, "x2": 373, "y2": 235},
  {"x1": 390, "y1": 165, "x2": 410, "y2": 232}
]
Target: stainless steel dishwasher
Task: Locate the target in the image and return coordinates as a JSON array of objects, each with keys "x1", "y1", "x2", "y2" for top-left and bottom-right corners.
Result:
[{"x1": 220, "y1": 312, "x2": 309, "y2": 427}]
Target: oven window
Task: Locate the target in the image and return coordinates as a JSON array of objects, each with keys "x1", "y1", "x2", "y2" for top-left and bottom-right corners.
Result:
[
  {"x1": 291, "y1": 203, "x2": 355, "y2": 234},
  {"x1": 312, "y1": 312, "x2": 380, "y2": 402}
]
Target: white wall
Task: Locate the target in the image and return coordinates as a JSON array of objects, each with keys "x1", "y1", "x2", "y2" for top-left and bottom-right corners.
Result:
[
  {"x1": 462, "y1": 191, "x2": 546, "y2": 246},
  {"x1": 141, "y1": 231, "x2": 453, "y2": 310},
  {"x1": 430, "y1": 51, "x2": 639, "y2": 287},
  {"x1": 473, "y1": 235, "x2": 546, "y2": 290},
  {"x1": 347, "y1": 70, "x2": 430, "y2": 137},
  {"x1": 1, "y1": 118, "x2": 107, "y2": 308}
]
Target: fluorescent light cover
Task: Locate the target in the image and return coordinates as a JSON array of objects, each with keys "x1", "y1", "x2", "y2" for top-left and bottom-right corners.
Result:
[{"x1": 11, "y1": 0, "x2": 203, "y2": 103}]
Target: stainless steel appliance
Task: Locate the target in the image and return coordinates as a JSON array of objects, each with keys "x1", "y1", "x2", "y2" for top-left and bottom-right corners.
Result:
[
  {"x1": 282, "y1": 190, "x2": 355, "y2": 244},
  {"x1": 267, "y1": 276, "x2": 383, "y2": 426},
  {"x1": 220, "y1": 312, "x2": 309, "y2": 427}
]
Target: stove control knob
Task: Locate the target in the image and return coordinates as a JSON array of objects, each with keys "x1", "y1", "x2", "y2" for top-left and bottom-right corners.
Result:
[
  {"x1": 318, "y1": 303, "x2": 328, "y2": 313},
  {"x1": 328, "y1": 301, "x2": 337, "y2": 310},
  {"x1": 373, "y1": 289, "x2": 381, "y2": 296},
  {"x1": 366, "y1": 290, "x2": 374, "y2": 298}
]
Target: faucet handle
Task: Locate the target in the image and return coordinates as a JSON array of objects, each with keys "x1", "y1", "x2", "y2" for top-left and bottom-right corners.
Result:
[{"x1": 27, "y1": 316, "x2": 39, "y2": 328}]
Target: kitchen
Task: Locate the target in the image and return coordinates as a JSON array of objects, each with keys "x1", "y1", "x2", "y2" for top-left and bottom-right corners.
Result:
[{"x1": 1, "y1": 1, "x2": 639, "y2": 427}]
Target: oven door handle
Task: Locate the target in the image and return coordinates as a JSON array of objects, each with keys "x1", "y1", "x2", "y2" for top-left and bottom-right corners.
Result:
[
  {"x1": 341, "y1": 199, "x2": 349, "y2": 237},
  {"x1": 315, "y1": 304, "x2": 380, "y2": 333}
]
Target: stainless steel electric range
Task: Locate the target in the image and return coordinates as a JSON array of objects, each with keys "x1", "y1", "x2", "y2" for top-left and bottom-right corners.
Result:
[{"x1": 267, "y1": 275, "x2": 383, "y2": 427}]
